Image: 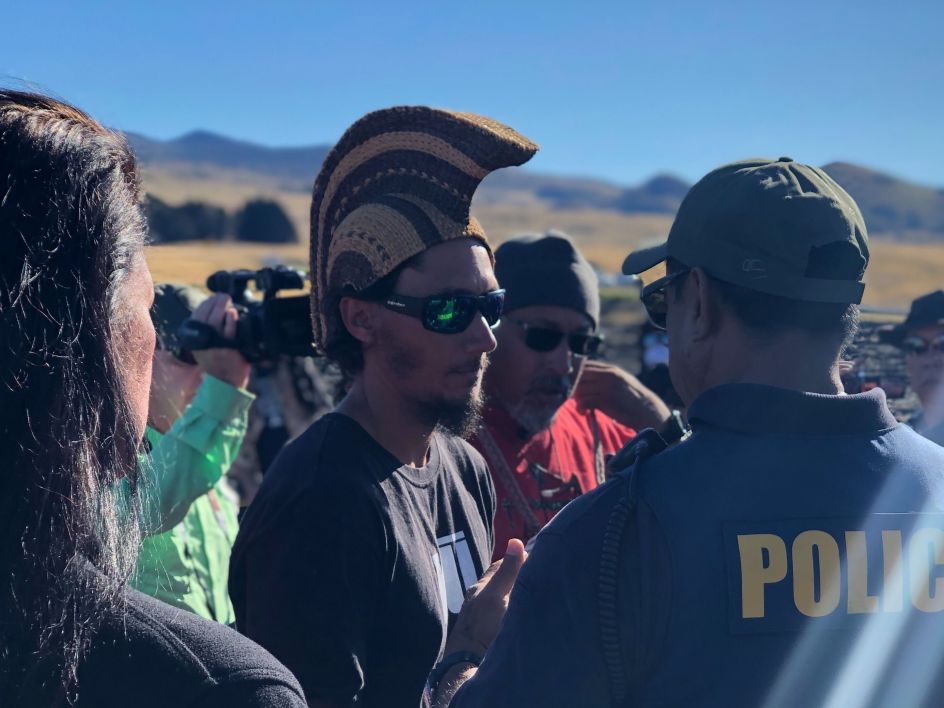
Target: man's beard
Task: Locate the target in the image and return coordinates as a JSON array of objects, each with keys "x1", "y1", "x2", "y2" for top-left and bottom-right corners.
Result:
[
  {"x1": 413, "y1": 373, "x2": 486, "y2": 440},
  {"x1": 507, "y1": 375, "x2": 573, "y2": 436},
  {"x1": 384, "y1": 328, "x2": 488, "y2": 440}
]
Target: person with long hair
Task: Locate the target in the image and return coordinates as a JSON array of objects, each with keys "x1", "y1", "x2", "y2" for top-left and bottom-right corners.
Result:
[{"x1": 0, "y1": 89, "x2": 306, "y2": 707}]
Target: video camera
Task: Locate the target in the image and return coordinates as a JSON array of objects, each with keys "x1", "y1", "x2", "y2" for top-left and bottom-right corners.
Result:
[{"x1": 177, "y1": 266, "x2": 316, "y2": 363}]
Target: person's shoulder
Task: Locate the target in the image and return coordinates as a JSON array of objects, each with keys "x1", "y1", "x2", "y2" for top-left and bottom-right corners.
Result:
[
  {"x1": 235, "y1": 415, "x2": 389, "y2": 546},
  {"x1": 554, "y1": 397, "x2": 636, "y2": 444},
  {"x1": 265, "y1": 413, "x2": 354, "y2": 480},
  {"x1": 889, "y1": 422, "x2": 944, "y2": 474},
  {"x1": 437, "y1": 432, "x2": 493, "y2": 486},
  {"x1": 255, "y1": 413, "x2": 386, "y2": 501},
  {"x1": 538, "y1": 473, "x2": 637, "y2": 544},
  {"x1": 81, "y1": 589, "x2": 306, "y2": 706},
  {"x1": 532, "y1": 429, "x2": 668, "y2": 534},
  {"x1": 438, "y1": 432, "x2": 487, "y2": 467},
  {"x1": 553, "y1": 397, "x2": 593, "y2": 433}
]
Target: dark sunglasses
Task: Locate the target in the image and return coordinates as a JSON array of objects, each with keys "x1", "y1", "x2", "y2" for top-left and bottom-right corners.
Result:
[
  {"x1": 513, "y1": 320, "x2": 603, "y2": 357},
  {"x1": 640, "y1": 268, "x2": 690, "y2": 330},
  {"x1": 901, "y1": 334, "x2": 944, "y2": 356},
  {"x1": 384, "y1": 289, "x2": 505, "y2": 334}
]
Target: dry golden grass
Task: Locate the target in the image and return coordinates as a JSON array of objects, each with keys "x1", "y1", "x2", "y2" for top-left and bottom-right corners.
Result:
[
  {"x1": 142, "y1": 169, "x2": 943, "y2": 310},
  {"x1": 860, "y1": 240, "x2": 944, "y2": 308},
  {"x1": 146, "y1": 233, "x2": 943, "y2": 312},
  {"x1": 147, "y1": 241, "x2": 308, "y2": 287}
]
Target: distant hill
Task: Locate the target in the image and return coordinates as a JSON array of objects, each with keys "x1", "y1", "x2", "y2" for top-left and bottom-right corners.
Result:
[
  {"x1": 822, "y1": 162, "x2": 944, "y2": 241},
  {"x1": 127, "y1": 130, "x2": 944, "y2": 240},
  {"x1": 127, "y1": 131, "x2": 329, "y2": 188}
]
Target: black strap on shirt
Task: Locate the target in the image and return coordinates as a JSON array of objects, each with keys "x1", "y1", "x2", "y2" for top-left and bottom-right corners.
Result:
[{"x1": 597, "y1": 429, "x2": 667, "y2": 707}]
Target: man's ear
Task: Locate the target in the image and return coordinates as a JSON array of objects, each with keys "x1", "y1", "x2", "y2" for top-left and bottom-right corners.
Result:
[
  {"x1": 688, "y1": 267, "x2": 721, "y2": 341},
  {"x1": 338, "y1": 296, "x2": 379, "y2": 345}
]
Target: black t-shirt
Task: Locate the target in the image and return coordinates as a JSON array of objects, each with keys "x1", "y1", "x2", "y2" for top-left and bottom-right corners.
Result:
[
  {"x1": 72, "y1": 583, "x2": 306, "y2": 707},
  {"x1": 229, "y1": 413, "x2": 495, "y2": 708}
]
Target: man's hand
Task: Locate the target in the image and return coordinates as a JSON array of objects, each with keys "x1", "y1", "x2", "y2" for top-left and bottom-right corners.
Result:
[
  {"x1": 574, "y1": 360, "x2": 671, "y2": 431},
  {"x1": 190, "y1": 294, "x2": 251, "y2": 389},
  {"x1": 432, "y1": 540, "x2": 526, "y2": 707},
  {"x1": 445, "y1": 539, "x2": 527, "y2": 657}
]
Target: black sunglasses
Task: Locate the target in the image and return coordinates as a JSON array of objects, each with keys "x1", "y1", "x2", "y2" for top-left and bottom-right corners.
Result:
[
  {"x1": 640, "y1": 268, "x2": 690, "y2": 330},
  {"x1": 384, "y1": 289, "x2": 505, "y2": 334},
  {"x1": 901, "y1": 334, "x2": 944, "y2": 356},
  {"x1": 513, "y1": 320, "x2": 603, "y2": 357}
]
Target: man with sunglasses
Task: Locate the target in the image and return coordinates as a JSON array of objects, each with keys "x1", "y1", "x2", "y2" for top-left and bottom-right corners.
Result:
[
  {"x1": 471, "y1": 232, "x2": 672, "y2": 558},
  {"x1": 230, "y1": 107, "x2": 536, "y2": 708},
  {"x1": 132, "y1": 283, "x2": 252, "y2": 624},
  {"x1": 444, "y1": 158, "x2": 944, "y2": 707},
  {"x1": 884, "y1": 290, "x2": 944, "y2": 445}
]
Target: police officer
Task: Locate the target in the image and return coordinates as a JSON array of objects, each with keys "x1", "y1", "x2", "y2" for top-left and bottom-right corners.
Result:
[{"x1": 435, "y1": 158, "x2": 944, "y2": 707}]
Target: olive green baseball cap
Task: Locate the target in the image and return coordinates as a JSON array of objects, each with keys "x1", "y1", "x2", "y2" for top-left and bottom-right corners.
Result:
[{"x1": 622, "y1": 157, "x2": 869, "y2": 304}]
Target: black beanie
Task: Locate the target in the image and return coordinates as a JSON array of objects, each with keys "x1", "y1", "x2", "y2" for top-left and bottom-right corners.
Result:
[{"x1": 494, "y1": 231, "x2": 600, "y2": 329}]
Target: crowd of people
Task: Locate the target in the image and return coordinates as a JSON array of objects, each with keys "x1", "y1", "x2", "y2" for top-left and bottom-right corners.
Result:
[{"x1": 1, "y1": 89, "x2": 944, "y2": 707}]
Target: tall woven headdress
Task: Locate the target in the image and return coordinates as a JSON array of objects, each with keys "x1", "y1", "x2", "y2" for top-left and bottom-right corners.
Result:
[{"x1": 309, "y1": 106, "x2": 538, "y2": 351}]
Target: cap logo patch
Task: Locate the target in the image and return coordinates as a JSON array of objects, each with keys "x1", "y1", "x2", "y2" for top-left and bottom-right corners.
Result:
[{"x1": 742, "y1": 259, "x2": 768, "y2": 279}]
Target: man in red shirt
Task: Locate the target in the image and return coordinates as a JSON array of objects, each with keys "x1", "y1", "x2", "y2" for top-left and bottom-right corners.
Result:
[{"x1": 471, "y1": 232, "x2": 675, "y2": 556}]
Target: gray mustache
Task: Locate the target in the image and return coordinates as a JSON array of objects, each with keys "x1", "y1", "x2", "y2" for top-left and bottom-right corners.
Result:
[{"x1": 526, "y1": 376, "x2": 572, "y2": 396}]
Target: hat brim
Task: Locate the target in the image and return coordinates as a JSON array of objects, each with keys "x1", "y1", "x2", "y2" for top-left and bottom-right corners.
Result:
[
  {"x1": 878, "y1": 317, "x2": 944, "y2": 347},
  {"x1": 622, "y1": 242, "x2": 668, "y2": 275},
  {"x1": 877, "y1": 325, "x2": 906, "y2": 346}
]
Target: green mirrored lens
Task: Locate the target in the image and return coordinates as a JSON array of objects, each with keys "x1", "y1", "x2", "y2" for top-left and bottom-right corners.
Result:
[{"x1": 426, "y1": 297, "x2": 473, "y2": 332}]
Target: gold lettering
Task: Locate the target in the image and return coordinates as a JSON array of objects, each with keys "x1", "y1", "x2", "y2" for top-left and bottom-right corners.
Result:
[
  {"x1": 738, "y1": 534, "x2": 788, "y2": 618},
  {"x1": 846, "y1": 531, "x2": 878, "y2": 614},
  {"x1": 882, "y1": 530, "x2": 904, "y2": 613},
  {"x1": 793, "y1": 531, "x2": 841, "y2": 617},
  {"x1": 908, "y1": 528, "x2": 944, "y2": 613}
]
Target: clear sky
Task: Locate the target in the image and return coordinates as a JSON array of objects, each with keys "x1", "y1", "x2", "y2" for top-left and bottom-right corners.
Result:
[{"x1": 2, "y1": 0, "x2": 941, "y2": 187}]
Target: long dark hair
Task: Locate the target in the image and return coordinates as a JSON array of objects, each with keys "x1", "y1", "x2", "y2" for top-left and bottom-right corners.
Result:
[{"x1": 0, "y1": 91, "x2": 147, "y2": 704}]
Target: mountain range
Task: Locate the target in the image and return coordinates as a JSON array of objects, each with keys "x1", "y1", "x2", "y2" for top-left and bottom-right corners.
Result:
[{"x1": 126, "y1": 131, "x2": 944, "y2": 241}]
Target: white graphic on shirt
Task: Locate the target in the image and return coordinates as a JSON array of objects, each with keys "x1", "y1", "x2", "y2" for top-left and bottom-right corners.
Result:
[{"x1": 433, "y1": 531, "x2": 477, "y2": 617}]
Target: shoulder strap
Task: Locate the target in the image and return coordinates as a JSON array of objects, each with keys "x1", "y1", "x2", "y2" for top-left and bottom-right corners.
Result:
[
  {"x1": 475, "y1": 426, "x2": 543, "y2": 539},
  {"x1": 597, "y1": 429, "x2": 667, "y2": 707},
  {"x1": 589, "y1": 410, "x2": 607, "y2": 486}
]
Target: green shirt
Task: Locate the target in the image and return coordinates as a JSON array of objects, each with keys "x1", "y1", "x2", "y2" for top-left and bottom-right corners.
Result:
[{"x1": 132, "y1": 375, "x2": 254, "y2": 624}]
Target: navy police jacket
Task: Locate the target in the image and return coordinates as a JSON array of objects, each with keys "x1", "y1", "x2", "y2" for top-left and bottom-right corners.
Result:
[{"x1": 452, "y1": 384, "x2": 944, "y2": 707}]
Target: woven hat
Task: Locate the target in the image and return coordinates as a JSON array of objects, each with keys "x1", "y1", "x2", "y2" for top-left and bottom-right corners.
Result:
[{"x1": 309, "y1": 106, "x2": 538, "y2": 351}]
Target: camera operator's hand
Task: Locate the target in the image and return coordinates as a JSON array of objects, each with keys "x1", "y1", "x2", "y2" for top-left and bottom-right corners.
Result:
[
  {"x1": 191, "y1": 294, "x2": 251, "y2": 390},
  {"x1": 575, "y1": 360, "x2": 671, "y2": 431}
]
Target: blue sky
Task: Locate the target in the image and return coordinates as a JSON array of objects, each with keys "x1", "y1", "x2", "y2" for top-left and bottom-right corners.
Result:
[{"x1": 2, "y1": 0, "x2": 941, "y2": 186}]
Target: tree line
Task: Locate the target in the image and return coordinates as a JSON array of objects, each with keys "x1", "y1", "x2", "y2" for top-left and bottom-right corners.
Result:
[{"x1": 146, "y1": 195, "x2": 298, "y2": 244}]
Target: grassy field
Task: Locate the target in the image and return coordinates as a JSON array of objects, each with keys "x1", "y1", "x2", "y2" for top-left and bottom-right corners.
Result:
[
  {"x1": 146, "y1": 232, "x2": 943, "y2": 312},
  {"x1": 142, "y1": 167, "x2": 943, "y2": 311}
]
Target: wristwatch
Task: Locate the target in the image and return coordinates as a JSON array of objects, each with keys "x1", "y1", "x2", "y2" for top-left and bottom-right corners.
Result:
[
  {"x1": 427, "y1": 651, "x2": 482, "y2": 697},
  {"x1": 659, "y1": 409, "x2": 690, "y2": 445}
]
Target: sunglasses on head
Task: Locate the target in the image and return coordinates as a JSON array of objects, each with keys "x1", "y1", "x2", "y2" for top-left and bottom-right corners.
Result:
[
  {"x1": 901, "y1": 334, "x2": 944, "y2": 356},
  {"x1": 383, "y1": 289, "x2": 505, "y2": 334},
  {"x1": 513, "y1": 320, "x2": 603, "y2": 357},
  {"x1": 640, "y1": 268, "x2": 691, "y2": 330}
]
